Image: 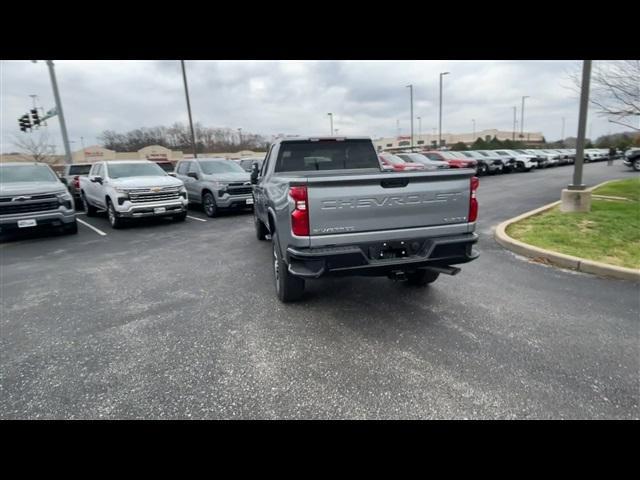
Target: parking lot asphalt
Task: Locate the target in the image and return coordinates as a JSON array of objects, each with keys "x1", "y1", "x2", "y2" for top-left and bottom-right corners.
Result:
[{"x1": 1, "y1": 161, "x2": 638, "y2": 419}]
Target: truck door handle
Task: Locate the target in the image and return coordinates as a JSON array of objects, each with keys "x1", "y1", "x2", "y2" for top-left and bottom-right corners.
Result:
[{"x1": 381, "y1": 178, "x2": 409, "y2": 188}]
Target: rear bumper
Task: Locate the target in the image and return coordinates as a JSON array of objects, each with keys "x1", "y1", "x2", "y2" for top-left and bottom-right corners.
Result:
[{"x1": 286, "y1": 232, "x2": 479, "y2": 278}]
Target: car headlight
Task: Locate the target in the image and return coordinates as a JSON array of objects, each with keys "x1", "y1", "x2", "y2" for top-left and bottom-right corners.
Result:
[
  {"x1": 114, "y1": 187, "x2": 130, "y2": 194},
  {"x1": 56, "y1": 191, "x2": 73, "y2": 209}
]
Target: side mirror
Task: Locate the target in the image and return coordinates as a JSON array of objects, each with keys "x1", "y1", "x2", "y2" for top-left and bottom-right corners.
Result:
[
  {"x1": 91, "y1": 176, "x2": 103, "y2": 184},
  {"x1": 250, "y1": 163, "x2": 259, "y2": 184},
  {"x1": 60, "y1": 177, "x2": 68, "y2": 185},
  {"x1": 187, "y1": 172, "x2": 199, "y2": 180},
  {"x1": 167, "y1": 172, "x2": 177, "y2": 177}
]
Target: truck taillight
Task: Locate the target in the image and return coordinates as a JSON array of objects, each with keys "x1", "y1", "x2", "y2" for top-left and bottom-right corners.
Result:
[
  {"x1": 289, "y1": 185, "x2": 309, "y2": 236},
  {"x1": 469, "y1": 176, "x2": 479, "y2": 222},
  {"x1": 73, "y1": 175, "x2": 80, "y2": 188}
]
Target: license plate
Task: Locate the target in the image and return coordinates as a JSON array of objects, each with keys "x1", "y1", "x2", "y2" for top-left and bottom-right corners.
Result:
[
  {"x1": 18, "y1": 219, "x2": 37, "y2": 228},
  {"x1": 154, "y1": 207, "x2": 166, "y2": 214},
  {"x1": 246, "y1": 198, "x2": 254, "y2": 205}
]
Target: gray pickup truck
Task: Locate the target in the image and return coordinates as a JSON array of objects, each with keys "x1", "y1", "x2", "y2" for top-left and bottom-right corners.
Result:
[
  {"x1": 251, "y1": 136, "x2": 479, "y2": 302},
  {"x1": 0, "y1": 162, "x2": 77, "y2": 235},
  {"x1": 59, "y1": 163, "x2": 93, "y2": 202},
  {"x1": 175, "y1": 157, "x2": 254, "y2": 217}
]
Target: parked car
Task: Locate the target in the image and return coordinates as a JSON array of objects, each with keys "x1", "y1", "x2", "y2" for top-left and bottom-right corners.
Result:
[
  {"x1": 0, "y1": 162, "x2": 77, "y2": 235},
  {"x1": 584, "y1": 149, "x2": 605, "y2": 162},
  {"x1": 80, "y1": 160, "x2": 188, "y2": 228},
  {"x1": 237, "y1": 157, "x2": 264, "y2": 173},
  {"x1": 494, "y1": 150, "x2": 537, "y2": 171},
  {"x1": 252, "y1": 136, "x2": 479, "y2": 302},
  {"x1": 59, "y1": 163, "x2": 92, "y2": 203},
  {"x1": 153, "y1": 160, "x2": 176, "y2": 173},
  {"x1": 420, "y1": 151, "x2": 477, "y2": 170},
  {"x1": 463, "y1": 151, "x2": 505, "y2": 174},
  {"x1": 623, "y1": 148, "x2": 640, "y2": 171},
  {"x1": 378, "y1": 152, "x2": 425, "y2": 171},
  {"x1": 520, "y1": 149, "x2": 557, "y2": 168},
  {"x1": 396, "y1": 152, "x2": 449, "y2": 170},
  {"x1": 175, "y1": 157, "x2": 253, "y2": 217}
]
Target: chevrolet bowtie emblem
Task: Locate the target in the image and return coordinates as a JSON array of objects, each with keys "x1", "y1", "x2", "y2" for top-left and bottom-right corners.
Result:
[
  {"x1": 150, "y1": 187, "x2": 161, "y2": 192},
  {"x1": 12, "y1": 196, "x2": 31, "y2": 202}
]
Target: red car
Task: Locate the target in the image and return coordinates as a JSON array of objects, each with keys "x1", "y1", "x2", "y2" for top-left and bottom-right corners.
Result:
[
  {"x1": 378, "y1": 153, "x2": 424, "y2": 171},
  {"x1": 421, "y1": 150, "x2": 477, "y2": 169}
]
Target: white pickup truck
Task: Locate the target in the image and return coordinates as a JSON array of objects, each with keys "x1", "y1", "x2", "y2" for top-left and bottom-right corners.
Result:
[{"x1": 79, "y1": 160, "x2": 188, "y2": 228}]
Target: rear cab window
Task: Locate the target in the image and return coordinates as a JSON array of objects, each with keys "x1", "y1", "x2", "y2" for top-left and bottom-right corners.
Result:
[
  {"x1": 69, "y1": 165, "x2": 92, "y2": 175},
  {"x1": 274, "y1": 139, "x2": 380, "y2": 172}
]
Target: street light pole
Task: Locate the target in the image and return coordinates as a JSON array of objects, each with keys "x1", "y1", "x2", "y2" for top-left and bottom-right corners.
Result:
[
  {"x1": 439, "y1": 72, "x2": 449, "y2": 148},
  {"x1": 512, "y1": 106, "x2": 517, "y2": 141},
  {"x1": 570, "y1": 61, "x2": 592, "y2": 191},
  {"x1": 406, "y1": 84, "x2": 414, "y2": 149},
  {"x1": 417, "y1": 116, "x2": 421, "y2": 144},
  {"x1": 41, "y1": 61, "x2": 72, "y2": 165},
  {"x1": 180, "y1": 60, "x2": 198, "y2": 159},
  {"x1": 520, "y1": 95, "x2": 529, "y2": 141},
  {"x1": 327, "y1": 113, "x2": 334, "y2": 135}
]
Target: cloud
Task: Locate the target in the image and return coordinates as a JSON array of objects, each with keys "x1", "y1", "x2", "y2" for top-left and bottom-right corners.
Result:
[{"x1": 0, "y1": 60, "x2": 631, "y2": 153}]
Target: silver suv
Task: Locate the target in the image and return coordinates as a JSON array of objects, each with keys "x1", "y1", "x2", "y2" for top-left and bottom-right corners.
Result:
[
  {"x1": 175, "y1": 158, "x2": 253, "y2": 217},
  {"x1": 0, "y1": 162, "x2": 77, "y2": 235}
]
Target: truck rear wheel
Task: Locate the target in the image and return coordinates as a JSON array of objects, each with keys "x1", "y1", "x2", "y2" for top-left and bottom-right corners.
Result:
[
  {"x1": 272, "y1": 232, "x2": 305, "y2": 302},
  {"x1": 82, "y1": 193, "x2": 97, "y2": 217},
  {"x1": 254, "y1": 209, "x2": 268, "y2": 241},
  {"x1": 406, "y1": 269, "x2": 440, "y2": 286}
]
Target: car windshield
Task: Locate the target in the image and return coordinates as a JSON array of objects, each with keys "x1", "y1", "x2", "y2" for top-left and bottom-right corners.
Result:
[
  {"x1": 156, "y1": 162, "x2": 175, "y2": 172},
  {"x1": 68, "y1": 165, "x2": 92, "y2": 175},
  {"x1": 461, "y1": 152, "x2": 474, "y2": 158},
  {"x1": 380, "y1": 154, "x2": 405, "y2": 165},
  {"x1": 475, "y1": 151, "x2": 490, "y2": 157},
  {"x1": 442, "y1": 152, "x2": 461, "y2": 159},
  {"x1": 199, "y1": 160, "x2": 246, "y2": 174},
  {"x1": 514, "y1": 150, "x2": 528, "y2": 154},
  {"x1": 400, "y1": 153, "x2": 428, "y2": 163},
  {"x1": 107, "y1": 162, "x2": 166, "y2": 178},
  {"x1": 0, "y1": 164, "x2": 58, "y2": 183}
]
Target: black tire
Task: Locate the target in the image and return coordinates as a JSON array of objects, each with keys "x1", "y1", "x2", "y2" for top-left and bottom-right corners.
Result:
[
  {"x1": 82, "y1": 193, "x2": 98, "y2": 217},
  {"x1": 633, "y1": 158, "x2": 640, "y2": 172},
  {"x1": 406, "y1": 269, "x2": 440, "y2": 286},
  {"x1": 254, "y1": 209, "x2": 268, "y2": 241},
  {"x1": 477, "y1": 163, "x2": 488, "y2": 176},
  {"x1": 64, "y1": 220, "x2": 78, "y2": 235},
  {"x1": 174, "y1": 212, "x2": 187, "y2": 222},
  {"x1": 272, "y1": 232, "x2": 305, "y2": 302},
  {"x1": 106, "y1": 199, "x2": 124, "y2": 229},
  {"x1": 203, "y1": 192, "x2": 218, "y2": 218}
]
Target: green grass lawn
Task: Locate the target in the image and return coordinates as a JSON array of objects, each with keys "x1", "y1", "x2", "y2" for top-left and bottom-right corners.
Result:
[{"x1": 507, "y1": 178, "x2": 640, "y2": 269}]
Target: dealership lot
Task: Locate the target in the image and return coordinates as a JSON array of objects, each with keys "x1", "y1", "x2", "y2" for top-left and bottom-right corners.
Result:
[{"x1": 1, "y1": 161, "x2": 638, "y2": 419}]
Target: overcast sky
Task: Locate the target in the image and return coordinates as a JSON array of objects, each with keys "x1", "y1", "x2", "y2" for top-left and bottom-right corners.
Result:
[{"x1": 0, "y1": 60, "x2": 630, "y2": 153}]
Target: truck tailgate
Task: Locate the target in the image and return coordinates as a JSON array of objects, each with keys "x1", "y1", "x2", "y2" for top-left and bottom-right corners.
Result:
[{"x1": 305, "y1": 169, "x2": 474, "y2": 236}]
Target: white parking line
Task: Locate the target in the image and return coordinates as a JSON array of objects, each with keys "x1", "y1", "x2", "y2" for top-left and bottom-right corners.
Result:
[
  {"x1": 186, "y1": 215, "x2": 207, "y2": 222},
  {"x1": 77, "y1": 218, "x2": 107, "y2": 236}
]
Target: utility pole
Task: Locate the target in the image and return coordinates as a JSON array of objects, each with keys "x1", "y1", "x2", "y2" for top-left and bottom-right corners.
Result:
[
  {"x1": 520, "y1": 96, "x2": 529, "y2": 141},
  {"x1": 34, "y1": 61, "x2": 72, "y2": 164},
  {"x1": 512, "y1": 106, "x2": 517, "y2": 141},
  {"x1": 561, "y1": 60, "x2": 592, "y2": 213},
  {"x1": 180, "y1": 60, "x2": 198, "y2": 159},
  {"x1": 406, "y1": 84, "x2": 414, "y2": 149},
  {"x1": 327, "y1": 113, "x2": 334, "y2": 135},
  {"x1": 238, "y1": 128, "x2": 243, "y2": 146},
  {"x1": 417, "y1": 116, "x2": 422, "y2": 144},
  {"x1": 439, "y1": 72, "x2": 450, "y2": 148}
]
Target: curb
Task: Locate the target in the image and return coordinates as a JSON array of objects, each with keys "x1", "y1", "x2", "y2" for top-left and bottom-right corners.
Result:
[{"x1": 494, "y1": 180, "x2": 640, "y2": 282}]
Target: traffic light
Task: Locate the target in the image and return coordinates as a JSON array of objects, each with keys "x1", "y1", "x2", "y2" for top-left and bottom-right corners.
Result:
[
  {"x1": 31, "y1": 108, "x2": 40, "y2": 127},
  {"x1": 19, "y1": 114, "x2": 31, "y2": 132}
]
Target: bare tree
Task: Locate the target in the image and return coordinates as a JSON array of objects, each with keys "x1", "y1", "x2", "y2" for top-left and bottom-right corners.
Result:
[
  {"x1": 570, "y1": 60, "x2": 640, "y2": 131},
  {"x1": 12, "y1": 132, "x2": 58, "y2": 163}
]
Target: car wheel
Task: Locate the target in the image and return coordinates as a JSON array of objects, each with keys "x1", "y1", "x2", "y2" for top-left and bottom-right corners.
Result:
[
  {"x1": 254, "y1": 209, "x2": 268, "y2": 241},
  {"x1": 477, "y1": 163, "x2": 488, "y2": 176},
  {"x1": 64, "y1": 220, "x2": 78, "y2": 235},
  {"x1": 272, "y1": 231, "x2": 305, "y2": 302},
  {"x1": 203, "y1": 192, "x2": 218, "y2": 217},
  {"x1": 82, "y1": 193, "x2": 97, "y2": 217},
  {"x1": 633, "y1": 158, "x2": 640, "y2": 171},
  {"x1": 174, "y1": 212, "x2": 187, "y2": 222},
  {"x1": 106, "y1": 199, "x2": 124, "y2": 229},
  {"x1": 406, "y1": 269, "x2": 439, "y2": 286}
]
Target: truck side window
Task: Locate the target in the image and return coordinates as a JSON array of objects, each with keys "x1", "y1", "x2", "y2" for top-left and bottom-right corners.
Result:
[
  {"x1": 188, "y1": 162, "x2": 199, "y2": 174},
  {"x1": 177, "y1": 162, "x2": 189, "y2": 175}
]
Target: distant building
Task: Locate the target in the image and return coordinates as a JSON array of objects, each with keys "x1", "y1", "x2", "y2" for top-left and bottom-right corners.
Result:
[{"x1": 373, "y1": 129, "x2": 544, "y2": 151}]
